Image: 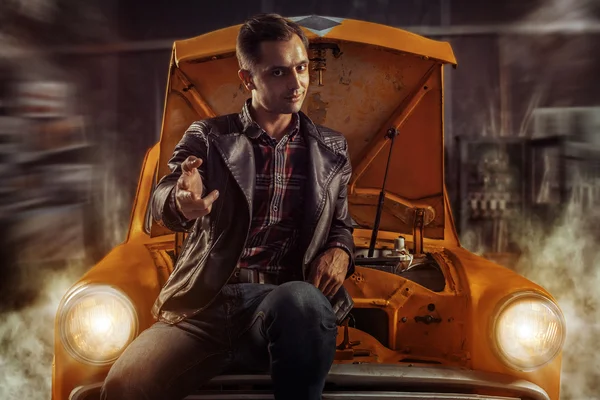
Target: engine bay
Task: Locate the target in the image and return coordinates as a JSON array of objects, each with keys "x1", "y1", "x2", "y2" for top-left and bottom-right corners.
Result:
[{"x1": 353, "y1": 237, "x2": 445, "y2": 293}]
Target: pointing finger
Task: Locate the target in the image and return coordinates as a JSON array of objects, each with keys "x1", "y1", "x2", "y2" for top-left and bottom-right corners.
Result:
[{"x1": 182, "y1": 156, "x2": 203, "y2": 173}]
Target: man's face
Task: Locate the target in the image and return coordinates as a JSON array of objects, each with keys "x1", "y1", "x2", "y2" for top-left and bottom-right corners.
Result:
[{"x1": 244, "y1": 34, "x2": 310, "y2": 115}]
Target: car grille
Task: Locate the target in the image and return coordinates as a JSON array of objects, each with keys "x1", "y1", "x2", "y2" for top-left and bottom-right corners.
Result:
[
  {"x1": 70, "y1": 385, "x2": 520, "y2": 400},
  {"x1": 185, "y1": 393, "x2": 519, "y2": 399},
  {"x1": 69, "y1": 364, "x2": 549, "y2": 400}
]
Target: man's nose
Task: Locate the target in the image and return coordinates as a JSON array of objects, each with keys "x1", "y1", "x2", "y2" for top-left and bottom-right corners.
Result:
[{"x1": 288, "y1": 70, "x2": 302, "y2": 90}]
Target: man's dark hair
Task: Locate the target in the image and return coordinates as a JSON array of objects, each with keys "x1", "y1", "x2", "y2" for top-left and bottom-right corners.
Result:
[{"x1": 236, "y1": 14, "x2": 309, "y2": 71}]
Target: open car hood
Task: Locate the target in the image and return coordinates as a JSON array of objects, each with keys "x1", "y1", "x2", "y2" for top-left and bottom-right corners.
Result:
[{"x1": 153, "y1": 16, "x2": 457, "y2": 239}]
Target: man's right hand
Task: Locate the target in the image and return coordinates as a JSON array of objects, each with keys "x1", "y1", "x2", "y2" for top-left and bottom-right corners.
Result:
[{"x1": 175, "y1": 156, "x2": 219, "y2": 220}]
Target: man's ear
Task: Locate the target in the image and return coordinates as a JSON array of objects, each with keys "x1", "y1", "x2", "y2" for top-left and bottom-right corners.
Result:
[{"x1": 238, "y1": 69, "x2": 254, "y2": 91}]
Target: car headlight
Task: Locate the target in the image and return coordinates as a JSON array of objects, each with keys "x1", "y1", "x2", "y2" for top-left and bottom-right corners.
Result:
[
  {"x1": 493, "y1": 292, "x2": 566, "y2": 371},
  {"x1": 59, "y1": 284, "x2": 138, "y2": 365}
]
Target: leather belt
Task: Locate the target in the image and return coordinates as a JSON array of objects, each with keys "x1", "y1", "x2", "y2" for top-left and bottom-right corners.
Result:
[{"x1": 229, "y1": 267, "x2": 282, "y2": 285}]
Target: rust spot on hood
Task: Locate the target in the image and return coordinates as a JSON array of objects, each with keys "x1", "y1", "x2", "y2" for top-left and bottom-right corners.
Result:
[{"x1": 307, "y1": 92, "x2": 329, "y2": 125}]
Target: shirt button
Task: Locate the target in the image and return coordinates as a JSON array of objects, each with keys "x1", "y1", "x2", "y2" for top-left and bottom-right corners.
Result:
[
  {"x1": 276, "y1": 175, "x2": 282, "y2": 182},
  {"x1": 273, "y1": 205, "x2": 279, "y2": 212}
]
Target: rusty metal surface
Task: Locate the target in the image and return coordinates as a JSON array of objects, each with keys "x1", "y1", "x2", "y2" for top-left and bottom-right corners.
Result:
[{"x1": 343, "y1": 262, "x2": 468, "y2": 365}]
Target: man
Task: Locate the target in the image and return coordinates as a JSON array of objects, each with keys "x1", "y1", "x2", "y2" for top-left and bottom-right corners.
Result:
[{"x1": 102, "y1": 13, "x2": 355, "y2": 400}]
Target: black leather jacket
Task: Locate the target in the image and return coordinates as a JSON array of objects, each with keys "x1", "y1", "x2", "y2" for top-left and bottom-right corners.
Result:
[{"x1": 151, "y1": 110, "x2": 355, "y2": 324}]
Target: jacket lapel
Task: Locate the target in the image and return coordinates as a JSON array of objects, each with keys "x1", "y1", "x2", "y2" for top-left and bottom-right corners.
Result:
[
  {"x1": 300, "y1": 113, "x2": 346, "y2": 264},
  {"x1": 211, "y1": 133, "x2": 255, "y2": 217}
]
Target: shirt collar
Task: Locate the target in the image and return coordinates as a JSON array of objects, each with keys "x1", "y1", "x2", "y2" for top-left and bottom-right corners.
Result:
[{"x1": 239, "y1": 99, "x2": 300, "y2": 141}]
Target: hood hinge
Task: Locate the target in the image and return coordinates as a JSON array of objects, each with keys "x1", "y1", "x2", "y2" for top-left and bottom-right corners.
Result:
[{"x1": 412, "y1": 208, "x2": 426, "y2": 256}]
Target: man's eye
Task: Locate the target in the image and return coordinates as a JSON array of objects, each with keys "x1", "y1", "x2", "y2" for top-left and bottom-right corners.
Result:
[
  {"x1": 272, "y1": 70, "x2": 283, "y2": 77},
  {"x1": 298, "y1": 65, "x2": 308, "y2": 72}
]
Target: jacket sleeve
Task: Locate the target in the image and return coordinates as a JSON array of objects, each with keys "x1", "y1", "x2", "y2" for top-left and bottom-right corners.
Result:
[
  {"x1": 323, "y1": 139, "x2": 356, "y2": 279},
  {"x1": 151, "y1": 121, "x2": 209, "y2": 232}
]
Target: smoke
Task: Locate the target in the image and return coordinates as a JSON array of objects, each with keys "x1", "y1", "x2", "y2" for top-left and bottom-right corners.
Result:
[
  {"x1": 510, "y1": 197, "x2": 600, "y2": 399},
  {"x1": 0, "y1": 261, "x2": 84, "y2": 400}
]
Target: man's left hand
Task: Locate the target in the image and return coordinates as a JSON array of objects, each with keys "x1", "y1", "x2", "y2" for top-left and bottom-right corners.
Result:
[{"x1": 308, "y1": 248, "x2": 349, "y2": 298}]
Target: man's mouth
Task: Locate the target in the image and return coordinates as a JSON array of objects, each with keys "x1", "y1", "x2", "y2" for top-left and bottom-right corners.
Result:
[{"x1": 286, "y1": 94, "x2": 303, "y2": 102}]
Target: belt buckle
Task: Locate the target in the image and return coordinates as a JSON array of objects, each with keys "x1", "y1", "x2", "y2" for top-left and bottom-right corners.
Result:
[
  {"x1": 239, "y1": 268, "x2": 258, "y2": 284},
  {"x1": 230, "y1": 268, "x2": 241, "y2": 284}
]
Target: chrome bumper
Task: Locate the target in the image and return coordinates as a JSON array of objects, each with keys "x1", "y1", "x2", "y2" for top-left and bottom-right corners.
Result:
[{"x1": 70, "y1": 364, "x2": 550, "y2": 400}]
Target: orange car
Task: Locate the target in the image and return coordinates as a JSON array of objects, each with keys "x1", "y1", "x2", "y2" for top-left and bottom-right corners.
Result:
[{"x1": 53, "y1": 16, "x2": 565, "y2": 400}]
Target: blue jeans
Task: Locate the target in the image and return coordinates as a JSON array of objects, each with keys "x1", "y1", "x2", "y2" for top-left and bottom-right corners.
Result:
[{"x1": 101, "y1": 281, "x2": 338, "y2": 400}]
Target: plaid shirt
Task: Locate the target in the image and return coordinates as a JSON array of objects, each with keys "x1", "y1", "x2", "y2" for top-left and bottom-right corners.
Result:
[{"x1": 237, "y1": 100, "x2": 307, "y2": 275}]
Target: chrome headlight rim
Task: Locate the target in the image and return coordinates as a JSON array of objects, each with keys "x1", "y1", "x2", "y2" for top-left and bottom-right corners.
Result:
[
  {"x1": 491, "y1": 291, "x2": 566, "y2": 372},
  {"x1": 58, "y1": 283, "x2": 139, "y2": 366}
]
